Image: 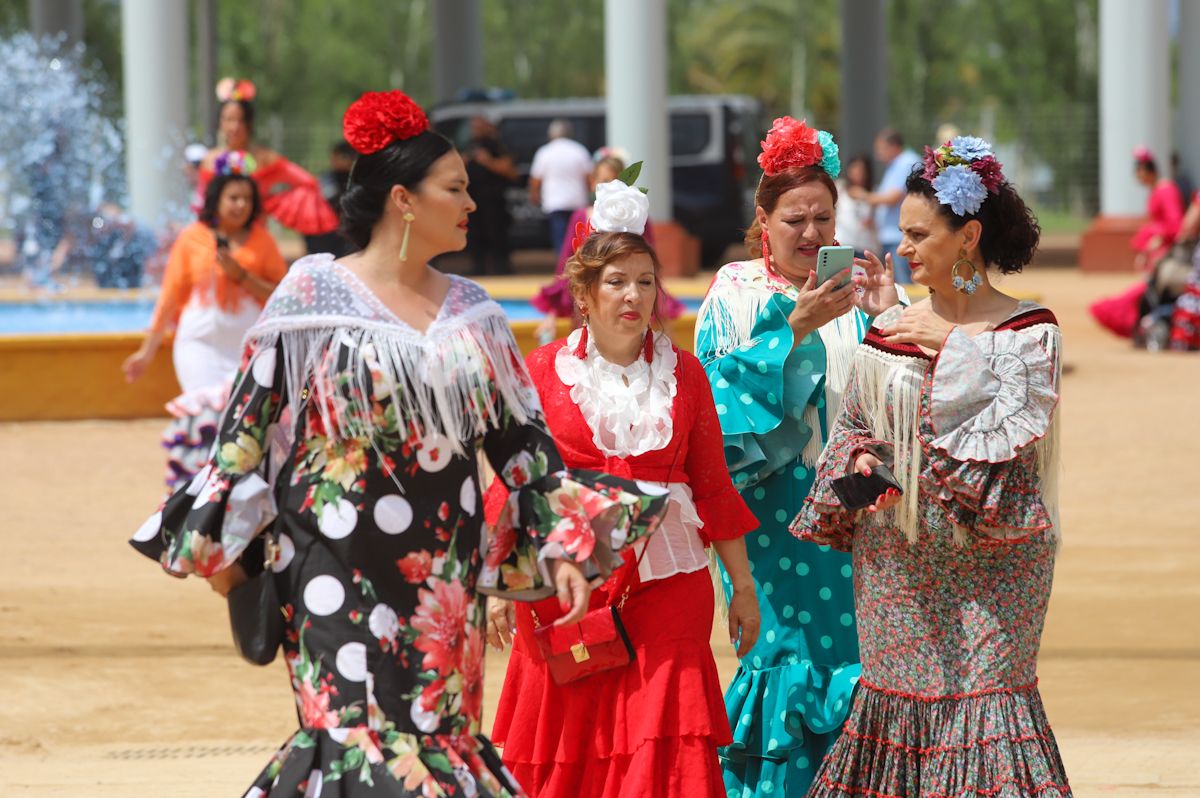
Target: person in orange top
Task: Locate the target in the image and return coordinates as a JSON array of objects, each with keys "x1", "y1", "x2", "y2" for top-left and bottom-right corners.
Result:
[
  {"x1": 123, "y1": 164, "x2": 287, "y2": 489},
  {"x1": 194, "y1": 77, "x2": 339, "y2": 239}
]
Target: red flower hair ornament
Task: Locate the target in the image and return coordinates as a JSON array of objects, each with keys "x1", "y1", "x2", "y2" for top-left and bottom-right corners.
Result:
[
  {"x1": 342, "y1": 90, "x2": 430, "y2": 155},
  {"x1": 757, "y1": 116, "x2": 840, "y2": 179}
]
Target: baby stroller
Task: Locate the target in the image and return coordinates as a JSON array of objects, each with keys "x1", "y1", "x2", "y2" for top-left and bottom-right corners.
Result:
[{"x1": 1134, "y1": 239, "x2": 1196, "y2": 350}]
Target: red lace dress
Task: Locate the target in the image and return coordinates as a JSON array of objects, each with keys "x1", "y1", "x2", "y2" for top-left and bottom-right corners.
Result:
[{"x1": 490, "y1": 330, "x2": 758, "y2": 798}]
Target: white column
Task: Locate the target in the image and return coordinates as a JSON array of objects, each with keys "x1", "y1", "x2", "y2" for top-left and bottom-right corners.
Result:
[
  {"x1": 604, "y1": 0, "x2": 671, "y2": 221},
  {"x1": 121, "y1": 0, "x2": 189, "y2": 227},
  {"x1": 1179, "y1": 0, "x2": 1200, "y2": 195},
  {"x1": 433, "y1": 0, "x2": 482, "y2": 103},
  {"x1": 1099, "y1": 0, "x2": 1170, "y2": 215}
]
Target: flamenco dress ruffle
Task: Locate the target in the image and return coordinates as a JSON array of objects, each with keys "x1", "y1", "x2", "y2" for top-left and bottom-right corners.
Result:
[{"x1": 492, "y1": 568, "x2": 730, "y2": 798}]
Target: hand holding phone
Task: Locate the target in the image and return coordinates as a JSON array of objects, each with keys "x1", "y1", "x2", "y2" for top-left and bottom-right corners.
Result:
[{"x1": 816, "y1": 245, "x2": 855, "y2": 288}]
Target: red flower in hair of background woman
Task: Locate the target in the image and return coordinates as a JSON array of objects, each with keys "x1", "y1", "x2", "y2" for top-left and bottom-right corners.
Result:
[
  {"x1": 343, "y1": 90, "x2": 429, "y2": 155},
  {"x1": 758, "y1": 116, "x2": 823, "y2": 176}
]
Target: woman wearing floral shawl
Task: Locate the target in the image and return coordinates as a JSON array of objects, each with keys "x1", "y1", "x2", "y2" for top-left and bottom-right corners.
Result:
[{"x1": 129, "y1": 89, "x2": 667, "y2": 797}]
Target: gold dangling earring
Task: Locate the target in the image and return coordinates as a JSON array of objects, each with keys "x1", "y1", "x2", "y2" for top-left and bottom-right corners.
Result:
[
  {"x1": 951, "y1": 249, "x2": 982, "y2": 295},
  {"x1": 398, "y1": 212, "x2": 416, "y2": 263}
]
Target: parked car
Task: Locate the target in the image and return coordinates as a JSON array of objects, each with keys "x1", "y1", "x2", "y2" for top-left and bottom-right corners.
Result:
[{"x1": 430, "y1": 94, "x2": 764, "y2": 267}]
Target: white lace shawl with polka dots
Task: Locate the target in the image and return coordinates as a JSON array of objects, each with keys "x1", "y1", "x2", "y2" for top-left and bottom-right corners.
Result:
[{"x1": 231, "y1": 254, "x2": 540, "y2": 457}]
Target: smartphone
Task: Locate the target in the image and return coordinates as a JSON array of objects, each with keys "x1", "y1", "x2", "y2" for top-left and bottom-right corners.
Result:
[
  {"x1": 830, "y1": 463, "x2": 902, "y2": 511},
  {"x1": 816, "y1": 245, "x2": 854, "y2": 288}
]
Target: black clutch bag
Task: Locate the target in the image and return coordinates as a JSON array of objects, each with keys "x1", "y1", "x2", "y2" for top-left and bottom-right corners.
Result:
[{"x1": 227, "y1": 531, "x2": 284, "y2": 666}]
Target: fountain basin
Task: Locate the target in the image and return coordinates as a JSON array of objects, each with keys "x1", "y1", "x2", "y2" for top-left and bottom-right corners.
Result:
[{"x1": 0, "y1": 296, "x2": 700, "y2": 420}]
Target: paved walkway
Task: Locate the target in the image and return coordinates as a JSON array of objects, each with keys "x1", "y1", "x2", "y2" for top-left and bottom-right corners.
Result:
[{"x1": 1, "y1": 269, "x2": 1196, "y2": 796}]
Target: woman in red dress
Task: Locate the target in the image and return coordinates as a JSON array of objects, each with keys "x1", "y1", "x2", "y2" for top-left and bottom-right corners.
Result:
[
  {"x1": 486, "y1": 173, "x2": 761, "y2": 798},
  {"x1": 195, "y1": 77, "x2": 339, "y2": 238}
]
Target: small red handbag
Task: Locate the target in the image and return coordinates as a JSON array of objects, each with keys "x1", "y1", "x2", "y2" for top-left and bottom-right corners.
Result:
[{"x1": 532, "y1": 603, "x2": 636, "y2": 686}]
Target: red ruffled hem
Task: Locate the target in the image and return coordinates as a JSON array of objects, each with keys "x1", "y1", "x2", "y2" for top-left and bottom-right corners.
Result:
[{"x1": 504, "y1": 735, "x2": 724, "y2": 798}]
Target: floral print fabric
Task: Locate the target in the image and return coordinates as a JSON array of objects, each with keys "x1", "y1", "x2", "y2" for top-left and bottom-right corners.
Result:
[
  {"x1": 130, "y1": 259, "x2": 667, "y2": 796},
  {"x1": 791, "y1": 306, "x2": 1071, "y2": 796}
]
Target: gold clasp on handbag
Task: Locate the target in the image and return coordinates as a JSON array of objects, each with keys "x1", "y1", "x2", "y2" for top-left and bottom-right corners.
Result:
[
  {"x1": 571, "y1": 641, "x2": 590, "y2": 663},
  {"x1": 263, "y1": 535, "x2": 280, "y2": 570}
]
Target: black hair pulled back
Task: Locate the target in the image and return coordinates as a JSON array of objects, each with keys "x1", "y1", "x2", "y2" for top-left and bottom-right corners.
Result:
[
  {"x1": 339, "y1": 130, "x2": 454, "y2": 250},
  {"x1": 904, "y1": 168, "x2": 1041, "y2": 274}
]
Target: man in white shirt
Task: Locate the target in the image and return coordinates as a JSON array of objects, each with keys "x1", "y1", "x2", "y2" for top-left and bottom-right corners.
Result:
[
  {"x1": 529, "y1": 119, "x2": 593, "y2": 255},
  {"x1": 850, "y1": 128, "x2": 922, "y2": 283}
]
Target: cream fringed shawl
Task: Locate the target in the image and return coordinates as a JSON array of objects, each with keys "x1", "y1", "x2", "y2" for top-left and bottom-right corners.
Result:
[{"x1": 228, "y1": 254, "x2": 541, "y2": 457}]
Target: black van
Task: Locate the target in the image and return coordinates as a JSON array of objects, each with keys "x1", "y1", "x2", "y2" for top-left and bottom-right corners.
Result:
[{"x1": 430, "y1": 94, "x2": 764, "y2": 267}]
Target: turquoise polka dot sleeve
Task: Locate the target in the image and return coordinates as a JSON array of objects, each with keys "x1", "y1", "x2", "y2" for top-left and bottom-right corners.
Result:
[{"x1": 696, "y1": 291, "x2": 827, "y2": 490}]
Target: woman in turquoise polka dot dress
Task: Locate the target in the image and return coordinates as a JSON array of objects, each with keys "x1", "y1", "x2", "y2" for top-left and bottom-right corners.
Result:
[{"x1": 695, "y1": 118, "x2": 902, "y2": 797}]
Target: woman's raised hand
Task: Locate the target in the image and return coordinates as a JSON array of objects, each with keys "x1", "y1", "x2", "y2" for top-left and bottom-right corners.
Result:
[
  {"x1": 854, "y1": 251, "x2": 901, "y2": 317},
  {"x1": 788, "y1": 270, "x2": 857, "y2": 341}
]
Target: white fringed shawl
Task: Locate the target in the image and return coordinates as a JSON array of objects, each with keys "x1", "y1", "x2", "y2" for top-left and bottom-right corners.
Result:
[{"x1": 228, "y1": 255, "x2": 540, "y2": 458}]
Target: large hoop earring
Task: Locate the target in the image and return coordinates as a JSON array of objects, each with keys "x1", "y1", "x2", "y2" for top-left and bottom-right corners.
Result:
[
  {"x1": 398, "y1": 212, "x2": 415, "y2": 263},
  {"x1": 951, "y1": 253, "x2": 982, "y2": 295}
]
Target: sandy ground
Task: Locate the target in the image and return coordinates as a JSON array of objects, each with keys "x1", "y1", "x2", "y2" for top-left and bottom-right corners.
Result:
[{"x1": 1, "y1": 268, "x2": 1198, "y2": 796}]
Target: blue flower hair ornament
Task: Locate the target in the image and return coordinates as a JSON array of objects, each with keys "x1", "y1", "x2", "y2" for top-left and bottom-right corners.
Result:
[{"x1": 922, "y1": 135, "x2": 1005, "y2": 216}]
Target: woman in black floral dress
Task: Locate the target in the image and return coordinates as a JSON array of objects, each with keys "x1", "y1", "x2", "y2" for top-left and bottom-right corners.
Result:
[{"x1": 130, "y1": 90, "x2": 666, "y2": 797}]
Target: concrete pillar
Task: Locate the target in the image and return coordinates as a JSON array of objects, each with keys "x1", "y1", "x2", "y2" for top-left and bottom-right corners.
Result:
[
  {"x1": 1179, "y1": 0, "x2": 1200, "y2": 197},
  {"x1": 29, "y1": 0, "x2": 82, "y2": 45},
  {"x1": 432, "y1": 0, "x2": 482, "y2": 103},
  {"x1": 839, "y1": 0, "x2": 888, "y2": 164},
  {"x1": 195, "y1": 0, "x2": 217, "y2": 144},
  {"x1": 604, "y1": 0, "x2": 671, "y2": 221},
  {"x1": 1098, "y1": 0, "x2": 1169, "y2": 215},
  {"x1": 121, "y1": 0, "x2": 189, "y2": 227}
]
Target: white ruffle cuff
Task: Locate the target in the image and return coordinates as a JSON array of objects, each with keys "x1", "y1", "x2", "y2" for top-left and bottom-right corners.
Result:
[{"x1": 924, "y1": 327, "x2": 1057, "y2": 463}]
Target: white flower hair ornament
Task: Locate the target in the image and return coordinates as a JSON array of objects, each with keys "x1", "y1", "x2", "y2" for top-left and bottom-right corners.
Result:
[{"x1": 589, "y1": 161, "x2": 650, "y2": 235}]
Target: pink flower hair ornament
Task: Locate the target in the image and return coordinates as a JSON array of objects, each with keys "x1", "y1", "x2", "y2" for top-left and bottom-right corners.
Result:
[{"x1": 215, "y1": 77, "x2": 257, "y2": 103}]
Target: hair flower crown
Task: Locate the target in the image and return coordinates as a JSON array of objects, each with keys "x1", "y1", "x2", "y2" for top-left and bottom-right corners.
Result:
[
  {"x1": 573, "y1": 160, "x2": 650, "y2": 250},
  {"x1": 757, "y1": 116, "x2": 841, "y2": 179},
  {"x1": 214, "y1": 149, "x2": 257, "y2": 177},
  {"x1": 215, "y1": 77, "x2": 256, "y2": 103},
  {"x1": 922, "y1": 135, "x2": 1005, "y2": 216},
  {"x1": 342, "y1": 90, "x2": 430, "y2": 155}
]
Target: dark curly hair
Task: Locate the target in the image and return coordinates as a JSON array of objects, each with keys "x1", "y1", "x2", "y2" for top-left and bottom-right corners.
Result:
[
  {"x1": 200, "y1": 173, "x2": 261, "y2": 230},
  {"x1": 904, "y1": 168, "x2": 1040, "y2": 274},
  {"x1": 339, "y1": 130, "x2": 455, "y2": 250}
]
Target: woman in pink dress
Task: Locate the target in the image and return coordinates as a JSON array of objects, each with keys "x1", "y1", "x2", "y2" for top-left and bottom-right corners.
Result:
[{"x1": 1090, "y1": 147, "x2": 1187, "y2": 338}]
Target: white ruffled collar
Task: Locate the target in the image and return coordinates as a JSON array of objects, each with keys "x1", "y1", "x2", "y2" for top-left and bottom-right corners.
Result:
[{"x1": 555, "y1": 328, "x2": 678, "y2": 458}]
